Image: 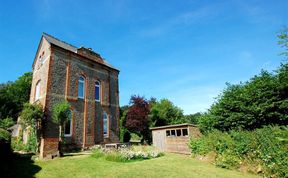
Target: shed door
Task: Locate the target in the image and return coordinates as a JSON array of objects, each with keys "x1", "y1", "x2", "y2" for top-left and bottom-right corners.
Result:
[{"x1": 154, "y1": 130, "x2": 166, "y2": 151}]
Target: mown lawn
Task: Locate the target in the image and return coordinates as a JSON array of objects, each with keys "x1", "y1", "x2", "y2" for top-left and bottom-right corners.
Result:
[{"x1": 5, "y1": 152, "x2": 260, "y2": 178}]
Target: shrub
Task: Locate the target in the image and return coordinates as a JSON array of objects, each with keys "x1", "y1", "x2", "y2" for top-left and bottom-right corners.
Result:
[
  {"x1": 0, "y1": 128, "x2": 11, "y2": 142},
  {"x1": 215, "y1": 150, "x2": 241, "y2": 169},
  {"x1": 0, "y1": 118, "x2": 15, "y2": 130},
  {"x1": 189, "y1": 126, "x2": 288, "y2": 177},
  {"x1": 11, "y1": 129, "x2": 24, "y2": 151}
]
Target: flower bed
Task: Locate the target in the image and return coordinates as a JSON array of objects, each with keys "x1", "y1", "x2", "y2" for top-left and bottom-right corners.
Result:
[{"x1": 91, "y1": 145, "x2": 164, "y2": 162}]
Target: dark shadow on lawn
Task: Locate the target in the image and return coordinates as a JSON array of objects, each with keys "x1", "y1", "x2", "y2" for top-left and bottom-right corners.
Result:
[{"x1": 1, "y1": 153, "x2": 41, "y2": 178}]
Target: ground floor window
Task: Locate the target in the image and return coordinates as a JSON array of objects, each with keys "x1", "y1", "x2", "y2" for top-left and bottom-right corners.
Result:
[
  {"x1": 64, "y1": 110, "x2": 72, "y2": 137},
  {"x1": 103, "y1": 112, "x2": 108, "y2": 138}
]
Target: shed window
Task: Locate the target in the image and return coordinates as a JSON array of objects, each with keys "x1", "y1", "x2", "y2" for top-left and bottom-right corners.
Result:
[
  {"x1": 78, "y1": 76, "x2": 85, "y2": 99},
  {"x1": 182, "y1": 129, "x2": 188, "y2": 136},
  {"x1": 64, "y1": 110, "x2": 72, "y2": 137},
  {"x1": 166, "y1": 130, "x2": 170, "y2": 136},
  {"x1": 176, "y1": 129, "x2": 181, "y2": 136},
  {"x1": 171, "y1": 130, "x2": 176, "y2": 136},
  {"x1": 95, "y1": 81, "x2": 101, "y2": 102}
]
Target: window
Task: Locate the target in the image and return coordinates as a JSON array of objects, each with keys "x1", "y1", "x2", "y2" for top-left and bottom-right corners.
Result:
[
  {"x1": 171, "y1": 130, "x2": 176, "y2": 136},
  {"x1": 64, "y1": 110, "x2": 72, "y2": 137},
  {"x1": 176, "y1": 129, "x2": 181, "y2": 136},
  {"x1": 95, "y1": 81, "x2": 101, "y2": 102},
  {"x1": 166, "y1": 130, "x2": 170, "y2": 136},
  {"x1": 35, "y1": 80, "x2": 41, "y2": 101},
  {"x1": 78, "y1": 76, "x2": 85, "y2": 99},
  {"x1": 103, "y1": 112, "x2": 108, "y2": 138},
  {"x1": 182, "y1": 129, "x2": 188, "y2": 136},
  {"x1": 39, "y1": 51, "x2": 45, "y2": 64}
]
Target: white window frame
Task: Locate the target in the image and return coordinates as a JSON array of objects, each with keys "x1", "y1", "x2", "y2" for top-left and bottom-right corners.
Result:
[
  {"x1": 35, "y1": 80, "x2": 41, "y2": 101},
  {"x1": 64, "y1": 110, "x2": 73, "y2": 137},
  {"x1": 103, "y1": 112, "x2": 109, "y2": 138},
  {"x1": 95, "y1": 81, "x2": 101, "y2": 102},
  {"x1": 78, "y1": 76, "x2": 85, "y2": 99}
]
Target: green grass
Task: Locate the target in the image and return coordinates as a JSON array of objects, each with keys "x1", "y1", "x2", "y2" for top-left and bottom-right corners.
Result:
[{"x1": 29, "y1": 153, "x2": 259, "y2": 178}]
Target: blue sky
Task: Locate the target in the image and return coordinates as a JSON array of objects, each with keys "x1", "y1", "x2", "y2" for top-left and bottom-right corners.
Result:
[{"x1": 0, "y1": 0, "x2": 287, "y2": 114}]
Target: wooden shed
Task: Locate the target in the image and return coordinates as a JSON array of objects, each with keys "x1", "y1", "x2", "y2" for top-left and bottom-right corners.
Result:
[{"x1": 150, "y1": 124, "x2": 201, "y2": 154}]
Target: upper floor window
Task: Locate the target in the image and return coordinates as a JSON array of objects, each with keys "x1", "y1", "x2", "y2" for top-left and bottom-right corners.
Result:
[
  {"x1": 95, "y1": 81, "x2": 101, "y2": 102},
  {"x1": 78, "y1": 76, "x2": 85, "y2": 99},
  {"x1": 64, "y1": 110, "x2": 72, "y2": 137},
  {"x1": 35, "y1": 80, "x2": 41, "y2": 101},
  {"x1": 103, "y1": 112, "x2": 108, "y2": 138}
]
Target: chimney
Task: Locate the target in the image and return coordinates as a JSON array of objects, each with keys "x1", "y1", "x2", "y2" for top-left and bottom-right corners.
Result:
[{"x1": 77, "y1": 47, "x2": 103, "y2": 64}]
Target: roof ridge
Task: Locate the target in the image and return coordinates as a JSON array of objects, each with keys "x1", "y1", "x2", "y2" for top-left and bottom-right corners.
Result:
[{"x1": 42, "y1": 32, "x2": 78, "y2": 49}]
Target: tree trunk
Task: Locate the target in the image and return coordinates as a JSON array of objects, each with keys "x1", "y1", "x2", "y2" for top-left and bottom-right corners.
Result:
[{"x1": 58, "y1": 125, "x2": 64, "y2": 156}]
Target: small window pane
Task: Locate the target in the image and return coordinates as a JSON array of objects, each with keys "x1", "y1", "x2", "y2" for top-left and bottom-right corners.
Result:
[
  {"x1": 64, "y1": 120, "x2": 71, "y2": 135},
  {"x1": 166, "y1": 130, "x2": 170, "y2": 136},
  {"x1": 35, "y1": 81, "x2": 41, "y2": 101},
  {"x1": 103, "y1": 112, "x2": 108, "y2": 137},
  {"x1": 95, "y1": 81, "x2": 100, "y2": 101},
  {"x1": 64, "y1": 110, "x2": 72, "y2": 136},
  {"x1": 78, "y1": 76, "x2": 85, "y2": 98},
  {"x1": 171, "y1": 130, "x2": 176, "y2": 136},
  {"x1": 182, "y1": 129, "x2": 188, "y2": 136},
  {"x1": 176, "y1": 129, "x2": 181, "y2": 136}
]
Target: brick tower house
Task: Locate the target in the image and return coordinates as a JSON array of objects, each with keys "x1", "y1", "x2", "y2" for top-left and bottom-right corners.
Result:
[{"x1": 30, "y1": 33, "x2": 120, "y2": 158}]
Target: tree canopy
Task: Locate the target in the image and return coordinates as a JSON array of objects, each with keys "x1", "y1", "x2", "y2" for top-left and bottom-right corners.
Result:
[
  {"x1": 125, "y1": 95, "x2": 150, "y2": 143},
  {"x1": 0, "y1": 72, "x2": 32, "y2": 120},
  {"x1": 149, "y1": 99, "x2": 184, "y2": 127}
]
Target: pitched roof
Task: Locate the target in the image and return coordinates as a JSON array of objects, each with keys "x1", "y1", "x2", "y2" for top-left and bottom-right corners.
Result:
[
  {"x1": 42, "y1": 33, "x2": 119, "y2": 71},
  {"x1": 150, "y1": 123, "x2": 197, "y2": 130},
  {"x1": 43, "y1": 33, "x2": 78, "y2": 53}
]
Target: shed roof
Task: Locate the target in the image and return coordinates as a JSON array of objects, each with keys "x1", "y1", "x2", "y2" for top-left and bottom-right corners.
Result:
[
  {"x1": 36, "y1": 33, "x2": 119, "y2": 71},
  {"x1": 150, "y1": 123, "x2": 197, "y2": 130}
]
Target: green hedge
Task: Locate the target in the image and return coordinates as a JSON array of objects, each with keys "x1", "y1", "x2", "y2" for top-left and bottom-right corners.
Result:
[{"x1": 189, "y1": 126, "x2": 288, "y2": 177}]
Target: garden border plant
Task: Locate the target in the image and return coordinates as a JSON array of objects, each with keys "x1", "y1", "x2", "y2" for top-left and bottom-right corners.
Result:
[
  {"x1": 15, "y1": 103, "x2": 44, "y2": 153},
  {"x1": 91, "y1": 145, "x2": 164, "y2": 162},
  {"x1": 189, "y1": 126, "x2": 288, "y2": 177}
]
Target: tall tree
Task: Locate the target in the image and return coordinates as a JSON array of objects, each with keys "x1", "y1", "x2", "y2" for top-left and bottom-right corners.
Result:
[
  {"x1": 125, "y1": 95, "x2": 150, "y2": 143},
  {"x1": 0, "y1": 72, "x2": 32, "y2": 120},
  {"x1": 149, "y1": 99, "x2": 184, "y2": 127},
  {"x1": 278, "y1": 27, "x2": 288, "y2": 57}
]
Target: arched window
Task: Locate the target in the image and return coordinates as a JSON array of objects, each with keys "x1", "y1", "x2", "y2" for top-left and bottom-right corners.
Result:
[
  {"x1": 64, "y1": 110, "x2": 72, "y2": 137},
  {"x1": 78, "y1": 76, "x2": 85, "y2": 99},
  {"x1": 103, "y1": 112, "x2": 108, "y2": 138},
  {"x1": 35, "y1": 80, "x2": 41, "y2": 101},
  {"x1": 95, "y1": 81, "x2": 101, "y2": 102}
]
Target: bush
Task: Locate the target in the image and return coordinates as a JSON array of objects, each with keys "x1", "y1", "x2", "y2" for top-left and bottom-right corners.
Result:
[
  {"x1": 0, "y1": 128, "x2": 11, "y2": 142},
  {"x1": 0, "y1": 118, "x2": 15, "y2": 130},
  {"x1": 215, "y1": 150, "x2": 241, "y2": 169},
  {"x1": 189, "y1": 126, "x2": 288, "y2": 177}
]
